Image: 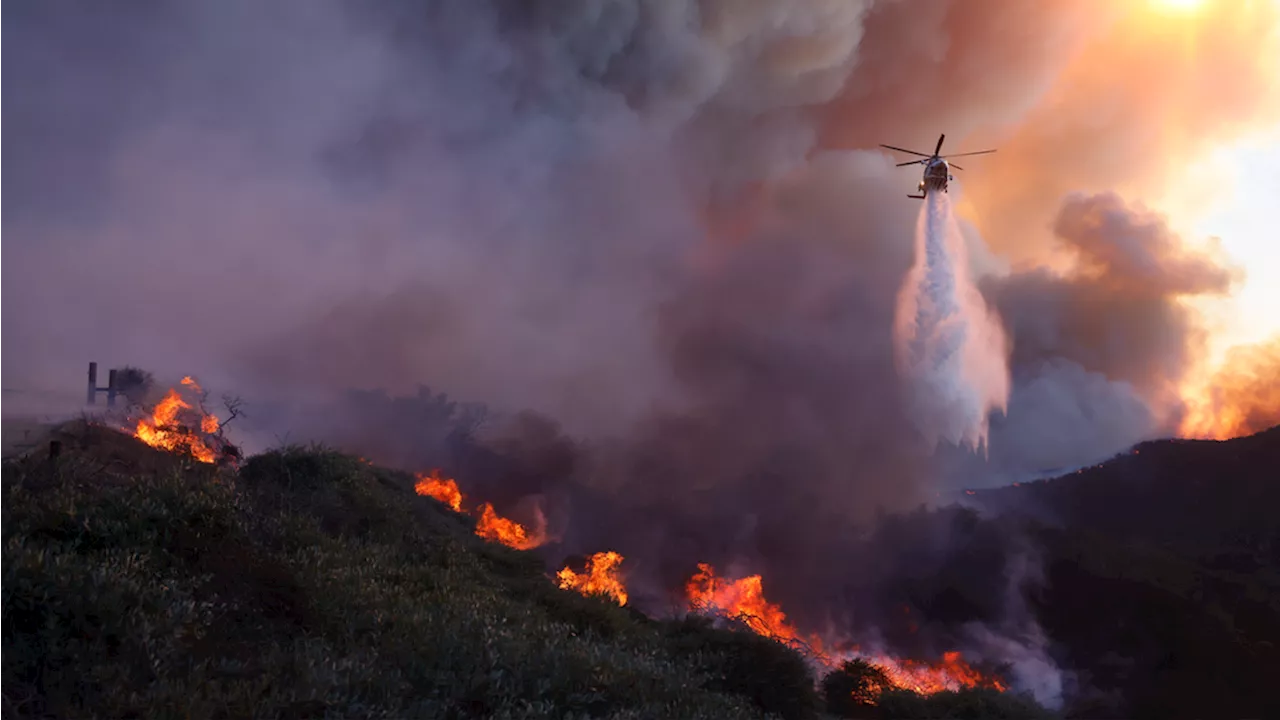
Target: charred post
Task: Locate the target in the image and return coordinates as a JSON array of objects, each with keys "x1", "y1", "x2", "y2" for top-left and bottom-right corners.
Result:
[
  {"x1": 106, "y1": 369, "x2": 118, "y2": 408},
  {"x1": 86, "y1": 362, "x2": 98, "y2": 406}
]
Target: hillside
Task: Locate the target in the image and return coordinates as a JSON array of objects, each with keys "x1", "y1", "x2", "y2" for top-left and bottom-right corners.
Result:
[
  {"x1": 2, "y1": 422, "x2": 1050, "y2": 720},
  {"x1": 965, "y1": 425, "x2": 1280, "y2": 718}
]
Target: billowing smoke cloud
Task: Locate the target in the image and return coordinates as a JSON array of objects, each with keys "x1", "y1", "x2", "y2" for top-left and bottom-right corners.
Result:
[
  {"x1": 5, "y1": 0, "x2": 1278, "y2": 704},
  {"x1": 944, "y1": 191, "x2": 1242, "y2": 484}
]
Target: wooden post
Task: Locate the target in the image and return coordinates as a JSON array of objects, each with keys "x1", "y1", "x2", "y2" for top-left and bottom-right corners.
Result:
[
  {"x1": 106, "y1": 369, "x2": 118, "y2": 408},
  {"x1": 87, "y1": 362, "x2": 98, "y2": 406}
]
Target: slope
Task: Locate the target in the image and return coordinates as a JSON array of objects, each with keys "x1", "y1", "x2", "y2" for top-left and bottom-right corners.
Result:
[{"x1": 2, "y1": 421, "x2": 821, "y2": 720}]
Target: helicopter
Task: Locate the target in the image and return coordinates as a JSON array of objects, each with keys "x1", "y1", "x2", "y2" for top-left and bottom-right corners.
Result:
[{"x1": 880, "y1": 133, "x2": 997, "y2": 199}]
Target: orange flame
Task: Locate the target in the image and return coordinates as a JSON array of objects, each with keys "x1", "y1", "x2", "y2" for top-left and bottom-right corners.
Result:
[
  {"x1": 858, "y1": 650, "x2": 1008, "y2": 696},
  {"x1": 475, "y1": 502, "x2": 545, "y2": 550},
  {"x1": 557, "y1": 551, "x2": 629, "y2": 606},
  {"x1": 685, "y1": 563, "x2": 809, "y2": 646},
  {"x1": 685, "y1": 564, "x2": 1007, "y2": 699},
  {"x1": 414, "y1": 470, "x2": 463, "y2": 512},
  {"x1": 132, "y1": 377, "x2": 219, "y2": 463},
  {"x1": 410, "y1": 468, "x2": 547, "y2": 550}
]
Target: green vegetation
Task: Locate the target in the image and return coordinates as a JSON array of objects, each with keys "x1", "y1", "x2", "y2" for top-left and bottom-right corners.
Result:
[{"x1": 1, "y1": 422, "x2": 1053, "y2": 719}]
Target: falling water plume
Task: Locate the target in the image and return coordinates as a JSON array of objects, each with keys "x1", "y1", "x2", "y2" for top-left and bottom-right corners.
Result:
[{"x1": 893, "y1": 192, "x2": 1011, "y2": 453}]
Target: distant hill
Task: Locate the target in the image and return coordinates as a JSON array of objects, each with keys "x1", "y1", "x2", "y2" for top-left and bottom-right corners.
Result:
[
  {"x1": 964, "y1": 425, "x2": 1280, "y2": 719},
  {"x1": 972, "y1": 425, "x2": 1280, "y2": 577}
]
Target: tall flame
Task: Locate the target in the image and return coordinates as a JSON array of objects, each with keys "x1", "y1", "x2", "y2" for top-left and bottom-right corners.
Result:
[
  {"x1": 1179, "y1": 336, "x2": 1280, "y2": 440},
  {"x1": 132, "y1": 376, "x2": 219, "y2": 463},
  {"x1": 414, "y1": 470, "x2": 463, "y2": 512},
  {"x1": 557, "y1": 551, "x2": 629, "y2": 606},
  {"x1": 685, "y1": 563, "x2": 808, "y2": 646}
]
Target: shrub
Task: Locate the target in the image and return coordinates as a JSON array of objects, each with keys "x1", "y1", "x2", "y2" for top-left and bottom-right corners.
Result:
[{"x1": 663, "y1": 614, "x2": 821, "y2": 720}]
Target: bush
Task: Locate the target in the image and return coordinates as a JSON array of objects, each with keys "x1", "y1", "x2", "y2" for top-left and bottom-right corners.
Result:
[
  {"x1": 663, "y1": 614, "x2": 821, "y2": 720},
  {"x1": 877, "y1": 687, "x2": 1058, "y2": 720}
]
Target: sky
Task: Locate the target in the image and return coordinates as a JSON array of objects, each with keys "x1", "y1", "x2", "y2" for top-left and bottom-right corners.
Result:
[{"x1": 1175, "y1": 134, "x2": 1280, "y2": 359}]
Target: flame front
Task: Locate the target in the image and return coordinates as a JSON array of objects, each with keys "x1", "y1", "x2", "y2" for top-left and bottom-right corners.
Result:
[
  {"x1": 414, "y1": 470, "x2": 463, "y2": 512},
  {"x1": 685, "y1": 563, "x2": 810, "y2": 646},
  {"x1": 410, "y1": 468, "x2": 547, "y2": 551},
  {"x1": 475, "y1": 502, "x2": 544, "y2": 550},
  {"x1": 132, "y1": 378, "x2": 219, "y2": 463},
  {"x1": 685, "y1": 564, "x2": 1007, "y2": 700},
  {"x1": 557, "y1": 551, "x2": 629, "y2": 606},
  {"x1": 1178, "y1": 336, "x2": 1280, "y2": 440},
  {"x1": 860, "y1": 650, "x2": 1007, "y2": 695}
]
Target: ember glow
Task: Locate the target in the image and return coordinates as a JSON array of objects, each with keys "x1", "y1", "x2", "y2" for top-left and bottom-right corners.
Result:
[
  {"x1": 412, "y1": 469, "x2": 546, "y2": 550},
  {"x1": 132, "y1": 376, "x2": 220, "y2": 463},
  {"x1": 860, "y1": 650, "x2": 1008, "y2": 696},
  {"x1": 556, "y1": 551, "x2": 629, "y2": 606}
]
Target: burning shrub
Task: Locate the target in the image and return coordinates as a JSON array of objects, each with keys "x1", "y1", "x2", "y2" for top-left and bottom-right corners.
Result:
[{"x1": 662, "y1": 614, "x2": 822, "y2": 720}]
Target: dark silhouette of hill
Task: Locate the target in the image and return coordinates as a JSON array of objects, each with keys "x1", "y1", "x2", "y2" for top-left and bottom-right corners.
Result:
[
  {"x1": 961, "y1": 424, "x2": 1280, "y2": 719},
  {"x1": 973, "y1": 425, "x2": 1280, "y2": 578}
]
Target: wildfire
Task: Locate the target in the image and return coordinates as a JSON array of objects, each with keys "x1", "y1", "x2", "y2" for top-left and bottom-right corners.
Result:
[
  {"x1": 132, "y1": 376, "x2": 220, "y2": 463},
  {"x1": 412, "y1": 469, "x2": 546, "y2": 551},
  {"x1": 859, "y1": 650, "x2": 1007, "y2": 695},
  {"x1": 685, "y1": 564, "x2": 1007, "y2": 700},
  {"x1": 475, "y1": 502, "x2": 545, "y2": 550},
  {"x1": 414, "y1": 470, "x2": 463, "y2": 512},
  {"x1": 1179, "y1": 336, "x2": 1280, "y2": 440},
  {"x1": 685, "y1": 563, "x2": 813, "y2": 648},
  {"x1": 556, "y1": 551, "x2": 629, "y2": 606}
]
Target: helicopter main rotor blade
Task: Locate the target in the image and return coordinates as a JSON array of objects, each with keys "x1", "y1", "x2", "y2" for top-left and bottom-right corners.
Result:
[
  {"x1": 949, "y1": 163, "x2": 964, "y2": 171},
  {"x1": 940, "y1": 149, "x2": 997, "y2": 159},
  {"x1": 880, "y1": 144, "x2": 932, "y2": 158},
  {"x1": 896, "y1": 160, "x2": 925, "y2": 167},
  {"x1": 934, "y1": 133, "x2": 946, "y2": 155}
]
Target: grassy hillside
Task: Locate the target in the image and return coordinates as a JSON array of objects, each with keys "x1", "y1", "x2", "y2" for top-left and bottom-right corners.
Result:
[{"x1": 3, "y1": 422, "x2": 1049, "y2": 720}]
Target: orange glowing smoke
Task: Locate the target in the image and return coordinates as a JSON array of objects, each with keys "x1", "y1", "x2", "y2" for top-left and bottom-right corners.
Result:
[
  {"x1": 1179, "y1": 336, "x2": 1280, "y2": 440},
  {"x1": 414, "y1": 470, "x2": 463, "y2": 512},
  {"x1": 412, "y1": 469, "x2": 547, "y2": 550},
  {"x1": 556, "y1": 551, "x2": 629, "y2": 606},
  {"x1": 133, "y1": 376, "x2": 219, "y2": 463}
]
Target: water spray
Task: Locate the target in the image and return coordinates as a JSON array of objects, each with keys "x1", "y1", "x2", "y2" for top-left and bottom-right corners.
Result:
[{"x1": 893, "y1": 192, "x2": 1011, "y2": 453}]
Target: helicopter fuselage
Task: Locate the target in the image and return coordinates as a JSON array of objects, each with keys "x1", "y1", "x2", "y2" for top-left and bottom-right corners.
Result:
[{"x1": 918, "y1": 157, "x2": 952, "y2": 195}]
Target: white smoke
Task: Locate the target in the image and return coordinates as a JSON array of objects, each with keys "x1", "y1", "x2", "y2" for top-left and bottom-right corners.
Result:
[{"x1": 893, "y1": 192, "x2": 1011, "y2": 453}]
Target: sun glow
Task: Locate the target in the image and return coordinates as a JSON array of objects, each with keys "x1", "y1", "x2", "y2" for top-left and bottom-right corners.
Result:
[{"x1": 1150, "y1": 0, "x2": 1205, "y2": 13}]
